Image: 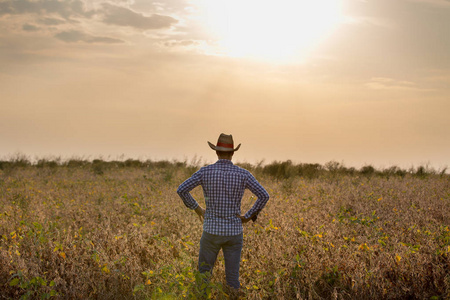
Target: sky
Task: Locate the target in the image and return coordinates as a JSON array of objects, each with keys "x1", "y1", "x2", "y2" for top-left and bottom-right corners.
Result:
[{"x1": 0, "y1": 0, "x2": 449, "y2": 170}]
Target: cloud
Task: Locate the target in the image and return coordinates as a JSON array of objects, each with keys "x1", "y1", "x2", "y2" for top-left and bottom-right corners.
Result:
[
  {"x1": 0, "y1": 1, "x2": 178, "y2": 32},
  {"x1": 365, "y1": 77, "x2": 434, "y2": 92},
  {"x1": 406, "y1": 0, "x2": 450, "y2": 7},
  {"x1": 164, "y1": 39, "x2": 197, "y2": 47},
  {"x1": 38, "y1": 17, "x2": 66, "y2": 25},
  {"x1": 22, "y1": 23, "x2": 39, "y2": 31},
  {"x1": 54, "y1": 30, "x2": 124, "y2": 44},
  {"x1": 0, "y1": 1, "x2": 180, "y2": 46},
  {"x1": 0, "y1": 0, "x2": 93, "y2": 18},
  {"x1": 158, "y1": 39, "x2": 213, "y2": 54},
  {"x1": 102, "y1": 3, "x2": 177, "y2": 30}
]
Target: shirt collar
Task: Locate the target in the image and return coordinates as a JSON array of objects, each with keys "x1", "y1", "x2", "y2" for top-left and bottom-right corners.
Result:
[{"x1": 216, "y1": 159, "x2": 233, "y2": 165}]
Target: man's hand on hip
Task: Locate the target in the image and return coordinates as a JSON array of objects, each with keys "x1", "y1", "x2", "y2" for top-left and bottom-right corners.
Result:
[
  {"x1": 194, "y1": 206, "x2": 205, "y2": 222},
  {"x1": 236, "y1": 214, "x2": 252, "y2": 223}
]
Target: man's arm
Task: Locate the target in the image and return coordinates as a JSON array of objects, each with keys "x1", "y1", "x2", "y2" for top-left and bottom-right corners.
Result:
[
  {"x1": 177, "y1": 170, "x2": 203, "y2": 210},
  {"x1": 241, "y1": 173, "x2": 270, "y2": 221}
]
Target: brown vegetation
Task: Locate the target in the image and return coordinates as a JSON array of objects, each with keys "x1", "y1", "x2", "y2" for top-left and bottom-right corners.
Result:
[{"x1": 0, "y1": 159, "x2": 449, "y2": 299}]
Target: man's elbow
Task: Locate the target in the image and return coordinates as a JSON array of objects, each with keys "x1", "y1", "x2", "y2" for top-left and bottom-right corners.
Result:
[{"x1": 263, "y1": 191, "x2": 270, "y2": 202}]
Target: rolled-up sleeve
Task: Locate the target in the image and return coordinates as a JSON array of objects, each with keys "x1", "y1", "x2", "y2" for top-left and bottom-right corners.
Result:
[
  {"x1": 177, "y1": 170, "x2": 203, "y2": 210},
  {"x1": 244, "y1": 173, "x2": 270, "y2": 219}
]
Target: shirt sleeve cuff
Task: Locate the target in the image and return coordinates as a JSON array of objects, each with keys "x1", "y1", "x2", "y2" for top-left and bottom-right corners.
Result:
[{"x1": 244, "y1": 211, "x2": 254, "y2": 219}]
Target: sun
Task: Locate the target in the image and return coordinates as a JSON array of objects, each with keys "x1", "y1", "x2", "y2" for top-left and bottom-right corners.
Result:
[{"x1": 195, "y1": 0, "x2": 343, "y2": 62}]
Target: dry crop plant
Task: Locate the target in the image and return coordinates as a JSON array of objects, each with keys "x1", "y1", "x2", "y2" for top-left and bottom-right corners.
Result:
[{"x1": 0, "y1": 160, "x2": 449, "y2": 299}]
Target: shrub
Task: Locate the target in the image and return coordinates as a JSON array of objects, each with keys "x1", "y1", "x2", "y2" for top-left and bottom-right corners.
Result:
[
  {"x1": 414, "y1": 165, "x2": 436, "y2": 178},
  {"x1": 381, "y1": 166, "x2": 406, "y2": 179},
  {"x1": 124, "y1": 159, "x2": 143, "y2": 168},
  {"x1": 0, "y1": 161, "x2": 12, "y2": 170},
  {"x1": 360, "y1": 165, "x2": 375, "y2": 176},
  {"x1": 262, "y1": 160, "x2": 295, "y2": 179},
  {"x1": 439, "y1": 167, "x2": 448, "y2": 178},
  {"x1": 10, "y1": 153, "x2": 31, "y2": 168},
  {"x1": 36, "y1": 159, "x2": 59, "y2": 168},
  {"x1": 324, "y1": 161, "x2": 341, "y2": 173},
  {"x1": 297, "y1": 163, "x2": 322, "y2": 179},
  {"x1": 66, "y1": 159, "x2": 89, "y2": 168}
]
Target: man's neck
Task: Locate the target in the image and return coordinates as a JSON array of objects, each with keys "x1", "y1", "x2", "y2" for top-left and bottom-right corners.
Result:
[{"x1": 217, "y1": 158, "x2": 232, "y2": 161}]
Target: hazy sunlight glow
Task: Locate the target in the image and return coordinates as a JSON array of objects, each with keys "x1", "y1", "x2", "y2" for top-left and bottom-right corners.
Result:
[{"x1": 198, "y1": 0, "x2": 343, "y2": 61}]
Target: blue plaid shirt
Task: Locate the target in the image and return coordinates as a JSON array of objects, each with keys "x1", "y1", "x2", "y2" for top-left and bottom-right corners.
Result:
[{"x1": 177, "y1": 159, "x2": 270, "y2": 236}]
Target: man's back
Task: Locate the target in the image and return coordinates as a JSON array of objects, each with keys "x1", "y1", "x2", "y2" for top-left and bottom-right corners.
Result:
[{"x1": 177, "y1": 159, "x2": 269, "y2": 236}]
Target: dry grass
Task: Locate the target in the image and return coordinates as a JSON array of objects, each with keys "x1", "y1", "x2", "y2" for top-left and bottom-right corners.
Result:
[{"x1": 0, "y1": 163, "x2": 449, "y2": 299}]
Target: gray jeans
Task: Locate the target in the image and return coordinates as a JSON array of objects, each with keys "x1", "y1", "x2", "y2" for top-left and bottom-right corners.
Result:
[{"x1": 198, "y1": 231, "x2": 244, "y2": 289}]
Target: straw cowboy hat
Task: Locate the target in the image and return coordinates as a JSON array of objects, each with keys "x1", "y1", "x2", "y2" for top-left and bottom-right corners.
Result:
[{"x1": 208, "y1": 133, "x2": 241, "y2": 152}]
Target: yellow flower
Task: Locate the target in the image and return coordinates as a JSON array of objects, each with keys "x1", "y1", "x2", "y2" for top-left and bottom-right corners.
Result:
[
  {"x1": 359, "y1": 243, "x2": 370, "y2": 251},
  {"x1": 102, "y1": 265, "x2": 110, "y2": 274}
]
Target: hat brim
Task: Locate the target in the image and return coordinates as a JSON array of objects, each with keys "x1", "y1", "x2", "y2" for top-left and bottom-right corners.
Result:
[{"x1": 208, "y1": 141, "x2": 241, "y2": 152}]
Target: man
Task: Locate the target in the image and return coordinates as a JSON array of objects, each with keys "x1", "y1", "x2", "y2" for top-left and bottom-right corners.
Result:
[{"x1": 177, "y1": 133, "x2": 270, "y2": 293}]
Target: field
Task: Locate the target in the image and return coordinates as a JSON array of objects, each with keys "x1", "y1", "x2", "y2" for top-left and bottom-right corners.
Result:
[{"x1": 0, "y1": 159, "x2": 449, "y2": 299}]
